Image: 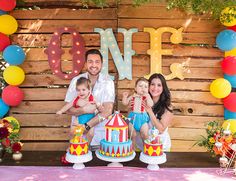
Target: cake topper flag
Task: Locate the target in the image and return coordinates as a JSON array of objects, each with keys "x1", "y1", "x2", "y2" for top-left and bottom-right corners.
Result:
[
  {"x1": 45, "y1": 27, "x2": 86, "y2": 80},
  {"x1": 94, "y1": 28, "x2": 138, "y2": 80}
]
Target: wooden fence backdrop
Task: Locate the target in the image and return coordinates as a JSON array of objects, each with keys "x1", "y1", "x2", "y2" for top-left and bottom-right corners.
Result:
[{"x1": 9, "y1": 0, "x2": 224, "y2": 152}]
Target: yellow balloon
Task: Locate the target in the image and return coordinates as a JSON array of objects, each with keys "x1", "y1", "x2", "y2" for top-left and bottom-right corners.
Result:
[
  {"x1": 210, "y1": 78, "x2": 231, "y2": 98},
  {"x1": 0, "y1": 15, "x2": 18, "y2": 35},
  {"x1": 3, "y1": 66, "x2": 25, "y2": 85},
  {"x1": 225, "y1": 48, "x2": 236, "y2": 57},
  {"x1": 3, "y1": 116, "x2": 20, "y2": 133},
  {"x1": 220, "y1": 6, "x2": 236, "y2": 27},
  {"x1": 222, "y1": 120, "x2": 236, "y2": 134}
]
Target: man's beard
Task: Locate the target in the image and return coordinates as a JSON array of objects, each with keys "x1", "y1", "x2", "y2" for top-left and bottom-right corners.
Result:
[{"x1": 88, "y1": 68, "x2": 101, "y2": 76}]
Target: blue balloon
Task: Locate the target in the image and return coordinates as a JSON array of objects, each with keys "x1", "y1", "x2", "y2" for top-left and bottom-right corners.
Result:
[
  {"x1": 3, "y1": 45, "x2": 26, "y2": 65},
  {"x1": 224, "y1": 74, "x2": 236, "y2": 88},
  {"x1": 225, "y1": 108, "x2": 236, "y2": 120},
  {"x1": 0, "y1": 10, "x2": 7, "y2": 15},
  {"x1": 0, "y1": 99, "x2": 9, "y2": 118},
  {"x1": 216, "y1": 30, "x2": 236, "y2": 51}
]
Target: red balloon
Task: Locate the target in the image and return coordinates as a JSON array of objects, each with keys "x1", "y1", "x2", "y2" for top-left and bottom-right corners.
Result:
[
  {"x1": 223, "y1": 93, "x2": 236, "y2": 112},
  {"x1": 228, "y1": 25, "x2": 236, "y2": 32},
  {"x1": 221, "y1": 56, "x2": 236, "y2": 75},
  {"x1": 2, "y1": 86, "x2": 24, "y2": 106},
  {"x1": 0, "y1": 0, "x2": 16, "y2": 11},
  {"x1": 0, "y1": 32, "x2": 10, "y2": 51}
]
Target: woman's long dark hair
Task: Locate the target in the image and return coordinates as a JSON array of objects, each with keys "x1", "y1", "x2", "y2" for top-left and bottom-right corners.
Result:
[{"x1": 148, "y1": 73, "x2": 172, "y2": 119}]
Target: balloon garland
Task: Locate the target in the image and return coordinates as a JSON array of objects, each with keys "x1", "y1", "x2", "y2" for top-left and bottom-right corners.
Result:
[
  {"x1": 210, "y1": 6, "x2": 236, "y2": 133},
  {"x1": 0, "y1": 0, "x2": 25, "y2": 121}
]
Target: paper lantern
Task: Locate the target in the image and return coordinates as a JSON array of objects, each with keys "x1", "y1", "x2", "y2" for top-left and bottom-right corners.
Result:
[
  {"x1": 3, "y1": 45, "x2": 25, "y2": 65},
  {"x1": 224, "y1": 74, "x2": 236, "y2": 88},
  {"x1": 0, "y1": 15, "x2": 18, "y2": 35},
  {"x1": 221, "y1": 56, "x2": 236, "y2": 75},
  {"x1": 225, "y1": 108, "x2": 236, "y2": 120},
  {"x1": 210, "y1": 78, "x2": 231, "y2": 98},
  {"x1": 216, "y1": 30, "x2": 236, "y2": 51},
  {"x1": 225, "y1": 48, "x2": 236, "y2": 57},
  {"x1": 3, "y1": 66, "x2": 25, "y2": 85},
  {"x1": 222, "y1": 120, "x2": 236, "y2": 134},
  {"x1": 2, "y1": 85, "x2": 24, "y2": 106},
  {"x1": 0, "y1": 98, "x2": 9, "y2": 118},
  {"x1": 0, "y1": 0, "x2": 16, "y2": 11},
  {"x1": 220, "y1": 7, "x2": 236, "y2": 27},
  {"x1": 0, "y1": 32, "x2": 10, "y2": 51},
  {"x1": 2, "y1": 116, "x2": 20, "y2": 133}
]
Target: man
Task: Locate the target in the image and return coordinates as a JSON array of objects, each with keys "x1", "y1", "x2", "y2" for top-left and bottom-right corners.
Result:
[{"x1": 65, "y1": 49, "x2": 115, "y2": 146}]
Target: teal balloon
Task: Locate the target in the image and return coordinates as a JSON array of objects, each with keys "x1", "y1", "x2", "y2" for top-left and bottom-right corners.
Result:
[
  {"x1": 0, "y1": 10, "x2": 6, "y2": 15},
  {"x1": 0, "y1": 98, "x2": 9, "y2": 118},
  {"x1": 3, "y1": 45, "x2": 26, "y2": 65},
  {"x1": 224, "y1": 74, "x2": 236, "y2": 88},
  {"x1": 216, "y1": 30, "x2": 236, "y2": 51},
  {"x1": 225, "y1": 108, "x2": 236, "y2": 120}
]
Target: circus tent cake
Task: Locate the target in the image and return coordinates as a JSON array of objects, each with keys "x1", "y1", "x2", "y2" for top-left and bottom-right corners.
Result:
[{"x1": 99, "y1": 111, "x2": 133, "y2": 158}]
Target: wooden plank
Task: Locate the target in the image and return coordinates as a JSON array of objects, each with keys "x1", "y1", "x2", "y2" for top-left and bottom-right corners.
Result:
[
  {"x1": 20, "y1": 128, "x2": 70, "y2": 140},
  {"x1": 121, "y1": 43, "x2": 224, "y2": 57},
  {"x1": 171, "y1": 140, "x2": 206, "y2": 152},
  {"x1": 118, "y1": 5, "x2": 212, "y2": 20},
  {"x1": 11, "y1": 114, "x2": 71, "y2": 127},
  {"x1": 22, "y1": 88, "x2": 222, "y2": 104},
  {"x1": 12, "y1": 34, "x2": 100, "y2": 47},
  {"x1": 11, "y1": 101, "x2": 224, "y2": 117},
  {"x1": 21, "y1": 74, "x2": 213, "y2": 90},
  {"x1": 21, "y1": 57, "x2": 221, "y2": 74},
  {"x1": 118, "y1": 32, "x2": 217, "y2": 45},
  {"x1": 17, "y1": 20, "x2": 117, "y2": 33},
  {"x1": 118, "y1": 19, "x2": 223, "y2": 33},
  {"x1": 22, "y1": 140, "x2": 206, "y2": 152},
  {"x1": 130, "y1": 66, "x2": 223, "y2": 79},
  {"x1": 118, "y1": 101, "x2": 224, "y2": 117},
  {"x1": 12, "y1": 113, "x2": 222, "y2": 129},
  {"x1": 12, "y1": 32, "x2": 217, "y2": 47},
  {"x1": 23, "y1": 46, "x2": 223, "y2": 62},
  {"x1": 20, "y1": 0, "x2": 117, "y2": 7},
  {"x1": 117, "y1": 90, "x2": 222, "y2": 104},
  {"x1": 171, "y1": 115, "x2": 223, "y2": 129},
  {"x1": 118, "y1": 79, "x2": 212, "y2": 91},
  {"x1": 21, "y1": 74, "x2": 70, "y2": 87},
  {"x1": 11, "y1": 8, "x2": 117, "y2": 20},
  {"x1": 22, "y1": 142, "x2": 68, "y2": 151},
  {"x1": 19, "y1": 127, "x2": 205, "y2": 141}
]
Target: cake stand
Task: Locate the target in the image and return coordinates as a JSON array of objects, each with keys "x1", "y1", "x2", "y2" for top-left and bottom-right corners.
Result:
[
  {"x1": 66, "y1": 151, "x2": 92, "y2": 169},
  {"x1": 139, "y1": 152, "x2": 166, "y2": 171},
  {"x1": 95, "y1": 150, "x2": 136, "y2": 167}
]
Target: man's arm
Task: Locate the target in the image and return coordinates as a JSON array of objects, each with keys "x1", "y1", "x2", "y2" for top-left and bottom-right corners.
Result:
[
  {"x1": 66, "y1": 103, "x2": 97, "y2": 116},
  {"x1": 86, "y1": 102, "x2": 114, "y2": 128}
]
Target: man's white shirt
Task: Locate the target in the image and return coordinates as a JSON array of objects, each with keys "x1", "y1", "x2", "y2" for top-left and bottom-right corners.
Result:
[{"x1": 65, "y1": 72, "x2": 115, "y2": 145}]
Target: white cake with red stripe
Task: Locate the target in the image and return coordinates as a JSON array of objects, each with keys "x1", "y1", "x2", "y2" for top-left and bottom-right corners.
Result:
[{"x1": 99, "y1": 111, "x2": 133, "y2": 158}]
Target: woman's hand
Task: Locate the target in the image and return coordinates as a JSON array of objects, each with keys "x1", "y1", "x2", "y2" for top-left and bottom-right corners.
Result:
[
  {"x1": 142, "y1": 101, "x2": 153, "y2": 115},
  {"x1": 122, "y1": 91, "x2": 129, "y2": 98}
]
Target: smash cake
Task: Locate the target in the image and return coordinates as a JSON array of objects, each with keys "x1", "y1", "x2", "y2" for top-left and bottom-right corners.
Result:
[
  {"x1": 69, "y1": 125, "x2": 88, "y2": 156},
  {"x1": 66, "y1": 125, "x2": 92, "y2": 169},
  {"x1": 143, "y1": 127, "x2": 163, "y2": 156},
  {"x1": 98, "y1": 111, "x2": 133, "y2": 158}
]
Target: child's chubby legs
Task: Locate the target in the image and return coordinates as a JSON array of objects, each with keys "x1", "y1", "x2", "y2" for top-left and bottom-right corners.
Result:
[
  {"x1": 129, "y1": 123, "x2": 137, "y2": 149},
  {"x1": 140, "y1": 123, "x2": 149, "y2": 141}
]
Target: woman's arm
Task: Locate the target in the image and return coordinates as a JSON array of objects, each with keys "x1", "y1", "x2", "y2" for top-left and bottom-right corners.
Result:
[{"x1": 145, "y1": 104, "x2": 173, "y2": 133}]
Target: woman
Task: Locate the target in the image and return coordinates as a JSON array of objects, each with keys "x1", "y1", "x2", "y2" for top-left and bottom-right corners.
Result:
[{"x1": 144, "y1": 73, "x2": 173, "y2": 151}]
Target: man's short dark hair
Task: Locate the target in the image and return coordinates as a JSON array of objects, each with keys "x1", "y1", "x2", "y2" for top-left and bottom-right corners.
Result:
[{"x1": 85, "y1": 49, "x2": 103, "y2": 62}]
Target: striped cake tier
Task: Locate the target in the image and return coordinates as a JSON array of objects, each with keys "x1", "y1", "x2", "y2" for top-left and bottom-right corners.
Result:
[
  {"x1": 99, "y1": 139, "x2": 133, "y2": 157},
  {"x1": 143, "y1": 140, "x2": 163, "y2": 156}
]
